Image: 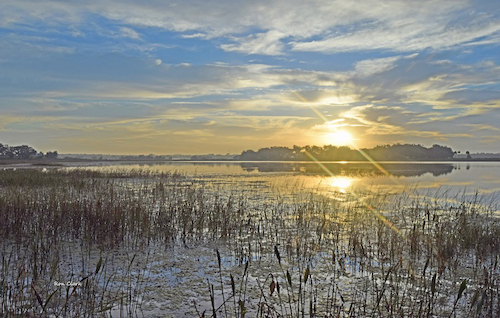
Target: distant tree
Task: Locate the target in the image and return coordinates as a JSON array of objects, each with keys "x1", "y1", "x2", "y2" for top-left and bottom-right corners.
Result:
[
  {"x1": 428, "y1": 144, "x2": 454, "y2": 160},
  {"x1": 0, "y1": 143, "x2": 62, "y2": 160},
  {"x1": 292, "y1": 145, "x2": 303, "y2": 159},
  {"x1": 466, "y1": 151, "x2": 472, "y2": 159},
  {"x1": 10, "y1": 145, "x2": 37, "y2": 159},
  {"x1": 0, "y1": 143, "x2": 8, "y2": 158},
  {"x1": 46, "y1": 151, "x2": 58, "y2": 159},
  {"x1": 238, "y1": 149, "x2": 258, "y2": 160}
]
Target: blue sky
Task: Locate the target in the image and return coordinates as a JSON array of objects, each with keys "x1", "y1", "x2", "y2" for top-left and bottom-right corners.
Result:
[{"x1": 1, "y1": 0, "x2": 500, "y2": 155}]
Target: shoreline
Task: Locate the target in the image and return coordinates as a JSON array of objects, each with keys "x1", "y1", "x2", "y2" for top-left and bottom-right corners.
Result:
[{"x1": 2, "y1": 157, "x2": 500, "y2": 167}]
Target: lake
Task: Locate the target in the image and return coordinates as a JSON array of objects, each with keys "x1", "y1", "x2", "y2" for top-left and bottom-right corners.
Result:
[
  {"x1": 70, "y1": 160, "x2": 500, "y2": 202},
  {"x1": 1, "y1": 161, "x2": 499, "y2": 317}
]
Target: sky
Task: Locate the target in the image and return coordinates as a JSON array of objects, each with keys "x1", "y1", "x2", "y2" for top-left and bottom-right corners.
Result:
[{"x1": 1, "y1": 0, "x2": 500, "y2": 155}]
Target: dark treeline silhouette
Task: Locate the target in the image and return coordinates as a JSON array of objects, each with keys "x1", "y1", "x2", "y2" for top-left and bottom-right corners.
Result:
[
  {"x1": 239, "y1": 162, "x2": 455, "y2": 177},
  {"x1": 235, "y1": 144, "x2": 455, "y2": 161},
  {"x1": 0, "y1": 143, "x2": 57, "y2": 160}
]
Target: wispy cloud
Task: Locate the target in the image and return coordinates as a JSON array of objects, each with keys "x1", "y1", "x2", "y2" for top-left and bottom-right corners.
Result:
[
  {"x1": 3, "y1": 0, "x2": 499, "y2": 55},
  {"x1": 1, "y1": 0, "x2": 500, "y2": 153},
  {"x1": 221, "y1": 30, "x2": 285, "y2": 55},
  {"x1": 290, "y1": 20, "x2": 500, "y2": 53},
  {"x1": 181, "y1": 33, "x2": 208, "y2": 39},
  {"x1": 118, "y1": 27, "x2": 141, "y2": 40}
]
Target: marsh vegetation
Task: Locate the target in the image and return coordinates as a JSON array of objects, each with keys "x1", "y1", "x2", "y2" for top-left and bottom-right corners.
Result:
[{"x1": 0, "y1": 167, "x2": 499, "y2": 317}]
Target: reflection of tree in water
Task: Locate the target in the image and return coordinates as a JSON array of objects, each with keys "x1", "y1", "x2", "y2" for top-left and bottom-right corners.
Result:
[
  {"x1": 241, "y1": 163, "x2": 298, "y2": 173},
  {"x1": 239, "y1": 162, "x2": 454, "y2": 177}
]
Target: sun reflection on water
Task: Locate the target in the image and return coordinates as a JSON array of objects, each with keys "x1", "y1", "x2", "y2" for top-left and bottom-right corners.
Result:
[{"x1": 328, "y1": 176, "x2": 354, "y2": 193}]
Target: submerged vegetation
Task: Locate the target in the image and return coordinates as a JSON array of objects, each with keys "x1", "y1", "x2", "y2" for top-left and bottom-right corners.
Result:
[{"x1": 0, "y1": 168, "x2": 499, "y2": 317}]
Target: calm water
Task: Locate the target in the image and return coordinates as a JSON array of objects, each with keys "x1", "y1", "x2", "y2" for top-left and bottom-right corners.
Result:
[{"x1": 70, "y1": 160, "x2": 500, "y2": 204}]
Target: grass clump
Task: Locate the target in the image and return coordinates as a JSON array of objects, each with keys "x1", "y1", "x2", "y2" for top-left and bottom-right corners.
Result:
[{"x1": 0, "y1": 168, "x2": 499, "y2": 317}]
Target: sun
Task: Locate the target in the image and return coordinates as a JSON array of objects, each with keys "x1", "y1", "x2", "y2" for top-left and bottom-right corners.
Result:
[{"x1": 325, "y1": 130, "x2": 354, "y2": 146}]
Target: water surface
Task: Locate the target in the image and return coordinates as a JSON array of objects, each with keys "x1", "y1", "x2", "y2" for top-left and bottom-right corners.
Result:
[{"x1": 70, "y1": 161, "x2": 500, "y2": 203}]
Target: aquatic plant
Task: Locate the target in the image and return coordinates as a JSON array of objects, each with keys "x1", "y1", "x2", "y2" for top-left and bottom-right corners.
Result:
[{"x1": 0, "y1": 168, "x2": 499, "y2": 317}]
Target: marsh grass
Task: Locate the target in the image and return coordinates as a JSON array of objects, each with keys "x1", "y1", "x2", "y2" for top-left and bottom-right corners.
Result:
[{"x1": 0, "y1": 168, "x2": 499, "y2": 317}]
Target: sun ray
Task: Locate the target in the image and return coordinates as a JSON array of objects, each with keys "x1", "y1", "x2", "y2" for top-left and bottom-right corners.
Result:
[{"x1": 292, "y1": 89, "x2": 405, "y2": 239}]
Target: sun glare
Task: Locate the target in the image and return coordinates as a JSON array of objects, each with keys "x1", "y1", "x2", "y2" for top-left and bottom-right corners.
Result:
[
  {"x1": 326, "y1": 130, "x2": 354, "y2": 146},
  {"x1": 329, "y1": 176, "x2": 353, "y2": 193}
]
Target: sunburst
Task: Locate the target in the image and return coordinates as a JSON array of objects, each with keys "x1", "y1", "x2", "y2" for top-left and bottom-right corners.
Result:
[{"x1": 326, "y1": 130, "x2": 353, "y2": 146}]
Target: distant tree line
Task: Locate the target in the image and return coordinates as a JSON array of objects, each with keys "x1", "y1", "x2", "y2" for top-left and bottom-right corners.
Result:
[
  {"x1": 118, "y1": 154, "x2": 173, "y2": 161},
  {"x1": 190, "y1": 153, "x2": 235, "y2": 160},
  {"x1": 0, "y1": 143, "x2": 57, "y2": 160},
  {"x1": 235, "y1": 144, "x2": 455, "y2": 161}
]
